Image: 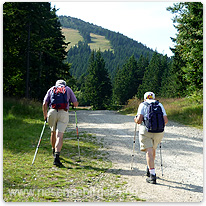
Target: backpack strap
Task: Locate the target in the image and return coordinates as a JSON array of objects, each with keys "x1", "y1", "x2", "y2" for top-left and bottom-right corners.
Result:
[
  {"x1": 143, "y1": 100, "x2": 160, "y2": 106},
  {"x1": 154, "y1": 100, "x2": 159, "y2": 105},
  {"x1": 142, "y1": 101, "x2": 149, "y2": 126},
  {"x1": 143, "y1": 101, "x2": 149, "y2": 106}
]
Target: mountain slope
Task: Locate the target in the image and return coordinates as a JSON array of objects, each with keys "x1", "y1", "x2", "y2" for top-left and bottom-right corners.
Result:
[{"x1": 59, "y1": 15, "x2": 156, "y2": 80}]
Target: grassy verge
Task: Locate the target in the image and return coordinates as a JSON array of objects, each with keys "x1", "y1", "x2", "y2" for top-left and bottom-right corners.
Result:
[
  {"x1": 120, "y1": 97, "x2": 203, "y2": 129},
  {"x1": 3, "y1": 98, "x2": 144, "y2": 202},
  {"x1": 159, "y1": 98, "x2": 203, "y2": 129}
]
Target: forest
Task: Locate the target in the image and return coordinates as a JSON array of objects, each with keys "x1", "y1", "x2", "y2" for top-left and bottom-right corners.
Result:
[{"x1": 3, "y1": 2, "x2": 203, "y2": 109}]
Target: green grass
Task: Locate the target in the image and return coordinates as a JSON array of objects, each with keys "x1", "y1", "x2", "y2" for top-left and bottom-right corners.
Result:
[
  {"x1": 88, "y1": 33, "x2": 113, "y2": 52},
  {"x1": 120, "y1": 97, "x2": 203, "y2": 129},
  {"x1": 61, "y1": 27, "x2": 113, "y2": 52},
  {"x1": 61, "y1": 27, "x2": 84, "y2": 51},
  {"x1": 162, "y1": 97, "x2": 203, "y2": 129},
  {"x1": 3, "y1": 98, "x2": 145, "y2": 202}
]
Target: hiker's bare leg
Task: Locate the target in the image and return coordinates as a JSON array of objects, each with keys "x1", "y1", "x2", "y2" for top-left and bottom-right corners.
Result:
[
  {"x1": 146, "y1": 147, "x2": 157, "y2": 183},
  {"x1": 146, "y1": 147, "x2": 155, "y2": 169},
  {"x1": 55, "y1": 131, "x2": 64, "y2": 152},
  {"x1": 51, "y1": 131, "x2": 56, "y2": 148},
  {"x1": 153, "y1": 149, "x2": 156, "y2": 161}
]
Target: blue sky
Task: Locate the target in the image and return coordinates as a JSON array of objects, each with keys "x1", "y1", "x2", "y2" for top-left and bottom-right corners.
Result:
[{"x1": 51, "y1": 1, "x2": 178, "y2": 57}]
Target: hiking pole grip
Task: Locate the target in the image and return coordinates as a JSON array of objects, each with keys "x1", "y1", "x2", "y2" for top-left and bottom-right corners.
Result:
[{"x1": 31, "y1": 120, "x2": 47, "y2": 166}]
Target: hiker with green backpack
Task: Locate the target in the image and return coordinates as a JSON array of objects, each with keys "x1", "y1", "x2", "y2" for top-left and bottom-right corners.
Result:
[
  {"x1": 43, "y1": 80, "x2": 79, "y2": 166},
  {"x1": 134, "y1": 92, "x2": 168, "y2": 184}
]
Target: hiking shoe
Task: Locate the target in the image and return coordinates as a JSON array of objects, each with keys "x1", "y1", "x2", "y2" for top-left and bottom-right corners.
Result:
[
  {"x1": 146, "y1": 166, "x2": 150, "y2": 177},
  {"x1": 146, "y1": 174, "x2": 156, "y2": 184},
  {"x1": 53, "y1": 158, "x2": 63, "y2": 167}
]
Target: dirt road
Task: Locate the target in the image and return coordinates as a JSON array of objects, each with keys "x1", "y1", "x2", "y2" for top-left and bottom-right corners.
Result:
[{"x1": 70, "y1": 109, "x2": 203, "y2": 202}]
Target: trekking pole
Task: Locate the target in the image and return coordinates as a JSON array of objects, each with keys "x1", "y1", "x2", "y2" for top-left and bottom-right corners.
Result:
[
  {"x1": 160, "y1": 142, "x2": 163, "y2": 176},
  {"x1": 75, "y1": 108, "x2": 81, "y2": 161},
  {"x1": 32, "y1": 120, "x2": 47, "y2": 166},
  {"x1": 131, "y1": 123, "x2": 137, "y2": 169}
]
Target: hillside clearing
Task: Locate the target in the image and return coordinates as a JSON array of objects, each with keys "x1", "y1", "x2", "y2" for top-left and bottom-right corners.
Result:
[
  {"x1": 61, "y1": 27, "x2": 83, "y2": 51},
  {"x1": 61, "y1": 27, "x2": 112, "y2": 52},
  {"x1": 88, "y1": 33, "x2": 113, "y2": 52}
]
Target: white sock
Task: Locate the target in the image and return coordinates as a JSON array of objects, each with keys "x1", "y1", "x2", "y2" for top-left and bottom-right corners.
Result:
[{"x1": 149, "y1": 168, "x2": 155, "y2": 175}]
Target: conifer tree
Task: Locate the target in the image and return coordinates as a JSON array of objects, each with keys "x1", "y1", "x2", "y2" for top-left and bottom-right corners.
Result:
[
  {"x1": 113, "y1": 55, "x2": 140, "y2": 105},
  {"x1": 112, "y1": 65, "x2": 124, "y2": 105},
  {"x1": 137, "y1": 52, "x2": 162, "y2": 99},
  {"x1": 136, "y1": 54, "x2": 149, "y2": 87},
  {"x1": 84, "y1": 51, "x2": 112, "y2": 109},
  {"x1": 3, "y1": 2, "x2": 70, "y2": 99},
  {"x1": 167, "y1": 2, "x2": 203, "y2": 94},
  {"x1": 160, "y1": 60, "x2": 178, "y2": 97}
]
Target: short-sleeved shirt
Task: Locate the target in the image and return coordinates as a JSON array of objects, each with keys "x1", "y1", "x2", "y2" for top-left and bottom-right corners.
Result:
[
  {"x1": 43, "y1": 86, "x2": 77, "y2": 110},
  {"x1": 137, "y1": 99, "x2": 167, "y2": 121}
]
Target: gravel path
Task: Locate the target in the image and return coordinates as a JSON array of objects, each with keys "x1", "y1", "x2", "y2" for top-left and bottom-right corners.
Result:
[{"x1": 69, "y1": 109, "x2": 203, "y2": 202}]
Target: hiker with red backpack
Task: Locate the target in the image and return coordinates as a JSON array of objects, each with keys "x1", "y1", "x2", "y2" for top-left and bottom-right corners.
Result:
[
  {"x1": 134, "y1": 92, "x2": 168, "y2": 184},
  {"x1": 43, "y1": 79, "x2": 79, "y2": 166}
]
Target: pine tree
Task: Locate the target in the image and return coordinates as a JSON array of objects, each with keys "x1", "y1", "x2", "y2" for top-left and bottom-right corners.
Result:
[
  {"x1": 113, "y1": 55, "x2": 140, "y2": 105},
  {"x1": 167, "y1": 2, "x2": 203, "y2": 94},
  {"x1": 137, "y1": 52, "x2": 162, "y2": 99},
  {"x1": 3, "y1": 2, "x2": 70, "y2": 100},
  {"x1": 112, "y1": 65, "x2": 124, "y2": 105},
  {"x1": 84, "y1": 51, "x2": 112, "y2": 109},
  {"x1": 136, "y1": 54, "x2": 149, "y2": 87}
]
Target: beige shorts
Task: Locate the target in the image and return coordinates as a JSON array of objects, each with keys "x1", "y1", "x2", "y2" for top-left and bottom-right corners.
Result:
[
  {"x1": 47, "y1": 109, "x2": 69, "y2": 133},
  {"x1": 139, "y1": 125, "x2": 164, "y2": 151}
]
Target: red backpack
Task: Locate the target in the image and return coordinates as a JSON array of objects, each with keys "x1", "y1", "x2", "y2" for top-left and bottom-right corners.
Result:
[{"x1": 51, "y1": 85, "x2": 68, "y2": 110}]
